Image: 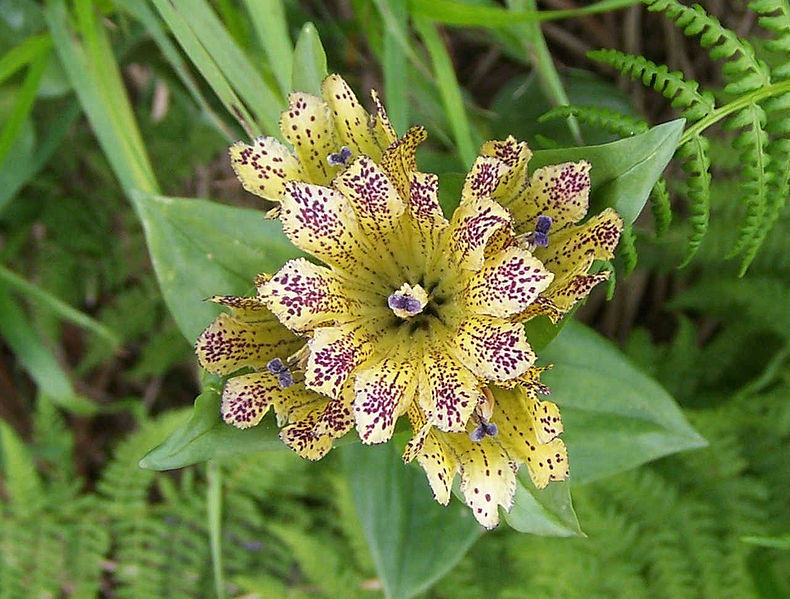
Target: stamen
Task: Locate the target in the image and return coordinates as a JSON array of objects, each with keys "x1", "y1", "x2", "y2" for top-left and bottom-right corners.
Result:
[
  {"x1": 469, "y1": 425, "x2": 486, "y2": 442},
  {"x1": 266, "y1": 357, "x2": 286, "y2": 374},
  {"x1": 517, "y1": 214, "x2": 554, "y2": 249},
  {"x1": 483, "y1": 422, "x2": 498, "y2": 437},
  {"x1": 278, "y1": 370, "x2": 295, "y2": 389},
  {"x1": 388, "y1": 283, "x2": 429, "y2": 319},
  {"x1": 327, "y1": 145, "x2": 353, "y2": 167}
]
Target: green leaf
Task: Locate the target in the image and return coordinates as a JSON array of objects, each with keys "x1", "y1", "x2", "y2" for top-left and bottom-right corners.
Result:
[
  {"x1": 130, "y1": 191, "x2": 302, "y2": 343},
  {"x1": 344, "y1": 442, "x2": 481, "y2": 599},
  {"x1": 0, "y1": 282, "x2": 99, "y2": 414},
  {"x1": 531, "y1": 118, "x2": 685, "y2": 224},
  {"x1": 291, "y1": 22, "x2": 328, "y2": 97},
  {"x1": 541, "y1": 320, "x2": 706, "y2": 484},
  {"x1": 138, "y1": 389, "x2": 284, "y2": 471},
  {"x1": 505, "y1": 477, "x2": 582, "y2": 536}
]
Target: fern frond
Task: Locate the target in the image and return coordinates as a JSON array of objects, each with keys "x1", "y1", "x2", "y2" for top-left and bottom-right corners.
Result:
[
  {"x1": 539, "y1": 105, "x2": 648, "y2": 136},
  {"x1": 676, "y1": 135, "x2": 712, "y2": 266},
  {"x1": 645, "y1": 0, "x2": 771, "y2": 95},
  {"x1": 750, "y1": 0, "x2": 790, "y2": 78},
  {"x1": 619, "y1": 225, "x2": 638, "y2": 276},
  {"x1": 587, "y1": 49, "x2": 715, "y2": 121},
  {"x1": 650, "y1": 178, "x2": 672, "y2": 237},
  {"x1": 724, "y1": 104, "x2": 772, "y2": 273}
]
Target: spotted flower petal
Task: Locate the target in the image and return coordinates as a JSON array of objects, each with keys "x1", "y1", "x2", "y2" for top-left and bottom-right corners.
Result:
[
  {"x1": 354, "y1": 356, "x2": 417, "y2": 444},
  {"x1": 448, "y1": 197, "x2": 513, "y2": 271},
  {"x1": 195, "y1": 298, "x2": 301, "y2": 376},
  {"x1": 305, "y1": 325, "x2": 375, "y2": 399},
  {"x1": 493, "y1": 385, "x2": 569, "y2": 489},
  {"x1": 322, "y1": 74, "x2": 395, "y2": 158},
  {"x1": 220, "y1": 372, "x2": 280, "y2": 429},
  {"x1": 419, "y1": 348, "x2": 482, "y2": 433},
  {"x1": 451, "y1": 317, "x2": 536, "y2": 383},
  {"x1": 229, "y1": 137, "x2": 306, "y2": 201},
  {"x1": 463, "y1": 245, "x2": 554, "y2": 318},
  {"x1": 261, "y1": 258, "x2": 353, "y2": 333}
]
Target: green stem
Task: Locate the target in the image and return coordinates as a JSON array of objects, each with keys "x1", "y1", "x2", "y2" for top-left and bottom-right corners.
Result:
[
  {"x1": 208, "y1": 461, "x2": 226, "y2": 599},
  {"x1": 680, "y1": 80, "x2": 790, "y2": 146}
]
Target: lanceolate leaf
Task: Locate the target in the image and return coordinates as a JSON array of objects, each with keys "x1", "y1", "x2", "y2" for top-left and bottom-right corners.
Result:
[
  {"x1": 531, "y1": 118, "x2": 684, "y2": 224},
  {"x1": 505, "y1": 478, "x2": 582, "y2": 536},
  {"x1": 131, "y1": 192, "x2": 302, "y2": 343},
  {"x1": 344, "y1": 442, "x2": 481, "y2": 599},
  {"x1": 139, "y1": 389, "x2": 283, "y2": 470},
  {"x1": 540, "y1": 320, "x2": 706, "y2": 484}
]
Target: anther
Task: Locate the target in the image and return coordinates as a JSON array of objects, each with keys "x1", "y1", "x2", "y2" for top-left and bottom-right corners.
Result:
[
  {"x1": 533, "y1": 214, "x2": 553, "y2": 248},
  {"x1": 327, "y1": 146, "x2": 353, "y2": 167},
  {"x1": 267, "y1": 357, "x2": 286, "y2": 374},
  {"x1": 278, "y1": 370, "x2": 295, "y2": 389},
  {"x1": 388, "y1": 283, "x2": 429, "y2": 319}
]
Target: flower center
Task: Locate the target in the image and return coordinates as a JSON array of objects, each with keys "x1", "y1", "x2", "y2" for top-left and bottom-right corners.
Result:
[{"x1": 387, "y1": 283, "x2": 429, "y2": 319}]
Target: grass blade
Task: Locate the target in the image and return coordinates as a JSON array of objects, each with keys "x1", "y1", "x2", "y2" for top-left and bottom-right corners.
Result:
[
  {"x1": 0, "y1": 33, "x2": 51, "y2": 84},
  {"x1": 378, "y1": 0, "x2": 409, "y2": 134},
  {"x1": 413, "y1": 17, "x2": 477, "y2": 167},
  {"x1": 243, "y1": 0, "x2": 293, "y2": 97}
]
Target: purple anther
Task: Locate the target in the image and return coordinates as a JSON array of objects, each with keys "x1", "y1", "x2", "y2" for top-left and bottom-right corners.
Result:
[
  {"x1": 536, "y1": 214, "x2": 553, "y2": 233},
  {"x1": 267, "y1": 357, "x2": 286, "y2": 374},
  {"x1": 402, "y1": 297, "x2": 423, "y2": 314},
  {"x1": 388, "y1": 293, "x2": 408, "y2": 311},
  {"x1": 483, "y1": 422, "x2": 499, "y2": 437},
  {"x1": 533, "y1": 231, "x2": 549, "y2": 247},
  {"x1": 327, "y1": 145, "x2": 353, "y2": 167},
  {"x1": 277, "y1": 370, "x2": 294, "y2": 389},
  {"x1": 469, "y1": 425, "x2": 486, "y2": 442}
]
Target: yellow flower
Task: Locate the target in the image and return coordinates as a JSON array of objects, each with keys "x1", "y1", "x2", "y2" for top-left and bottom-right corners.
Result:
[
  {"x1": 195, "y1": 294, "x2": 354, "y2": 460},
  {"x1": 259, "y1": 127, "x2": 555, "y2": 455},
  {"x1": 229, "y1": 74, "x2": 396, "y2": 207},
  {"x1": 474, "y1": 137, "x2": 624, "y2": 322}
]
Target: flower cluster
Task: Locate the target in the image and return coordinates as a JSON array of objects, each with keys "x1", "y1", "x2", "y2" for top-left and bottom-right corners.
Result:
[{"x1": 196, "y1": 76, "x2": 622, "y2": 528}]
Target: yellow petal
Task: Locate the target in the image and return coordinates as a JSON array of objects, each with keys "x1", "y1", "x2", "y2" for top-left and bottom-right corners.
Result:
[
  {"x1": 419, "y1": 348, "x2": 482, "y2": 433},
  {"x1": 281, "y1": 92, "x2": 337, "y2": 185},
  {"x1": 461, "y1": 155, "x2": 510, "y2": 204},
  {"x1": 280, "y1": 408, "x2": 335, "y2": 460},
  {"x1": 305, "y1": 325, "x2": 375, "y2": 399},
  {"x1": 479, "y1": 136, "x2": 532, "y2": 203},
  {"x1": 313, "y1": 384, "x2": 356, "y2": 439},
  {"x1": 529, "y1": 398, "x2": 564, "y2": 444},
  {"x1": 354, "y1": 357, "x2": 417, "y2": 444},
  {"x1": 414, "y1": 427, "x2": 459, "y2": 506},
  {"x1": 448, "y1": 196, "x2": 513, "y2": 271},
  {"x1": 195, "y1": 310, "x2": 301, "y2": 376},
  {"x1": 322, "y1": 74, "x2": 383, "y2": 159},
  {"x1": 444, "y1": 433, "x2": 517, "y2": 529},
  {"x1": 220, "y1": 372, "x2": 279, "y2": 429},
  {"x1": 510, "y1": 161, "x2": 591, "y2": 235},
  {"x1": 463, "y1": 245, "x2": 554, "y2": 318},
  {"x1": 370, "y1": 88, "x2": 398, "y2": 149},
  {"x1": 333, "y1": 156, "x2": 405, "y2": 242},
  {"x1": 451, "y1": 317, "x2": 535, "y2": 383},
  {"x1": 545, "y1": 270, "x2": 610, "y2": 314},
  {"x1": 261, "y1": 258, "x2": 353, "y2": 333},
  {"x1": 492, "y1": 387, "x2": 569, "y2": 489},
  {"x1": 279, "y1": 181, "x2": 371, "y2": 275},
  {"x1": 229, "y1": 136, "x2": 305, "y2": 202},
  {"x1": 535, "y1": 207, "x2": 623, "y2": 282},
  {"x1": 380, "y1": 125, "x2": 427, "y2": 200}
]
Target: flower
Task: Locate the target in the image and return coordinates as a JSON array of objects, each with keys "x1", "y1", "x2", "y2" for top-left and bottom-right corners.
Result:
[
  {"x1": 195, "y1": 294, "x2": 355, "y2": 460},
  {"x1": 474, "y1": 137, "x2": 623, "y2": 322},
  {"x1": 229, "y1": 74, "x2": 396, "y2": 208},
  {"x1": 258, "y1": 127, "x2": 555, "y2": 453}
]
